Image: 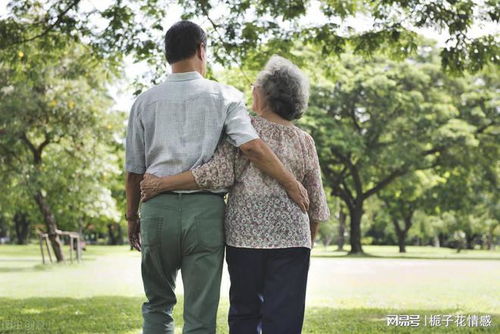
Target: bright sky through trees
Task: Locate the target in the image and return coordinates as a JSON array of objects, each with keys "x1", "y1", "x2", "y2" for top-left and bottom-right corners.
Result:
[{"x1": 1, "y1": 0, "x2": 497, "y2": 113}]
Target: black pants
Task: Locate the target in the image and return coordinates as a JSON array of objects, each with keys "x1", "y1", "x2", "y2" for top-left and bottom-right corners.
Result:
[{"x1": 226, "y1": 245, "x2": 311, "y2": 334}]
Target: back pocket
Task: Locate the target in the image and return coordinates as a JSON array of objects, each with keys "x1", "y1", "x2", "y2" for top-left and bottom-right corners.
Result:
[
  {"x1": 140, "y1": 217, "x2": 163, "y2": 247},
  {"x1": 195, "y1": 216, "x2": 224, "y2": 250}
]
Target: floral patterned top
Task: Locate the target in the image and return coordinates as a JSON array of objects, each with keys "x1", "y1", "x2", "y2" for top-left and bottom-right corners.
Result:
[{"x1": 191, "y1": 115, "x2": 330, "y2": 249}]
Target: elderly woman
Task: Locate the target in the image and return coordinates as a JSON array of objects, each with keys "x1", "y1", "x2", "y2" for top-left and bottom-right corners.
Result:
[{"x1": 140, "y1": 55, "x2": 330, "y2": 334}]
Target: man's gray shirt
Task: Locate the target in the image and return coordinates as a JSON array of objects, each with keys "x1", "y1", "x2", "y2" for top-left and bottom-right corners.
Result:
[{"x1": 125, "y1": 71, "x2": 259, "y2": 193}]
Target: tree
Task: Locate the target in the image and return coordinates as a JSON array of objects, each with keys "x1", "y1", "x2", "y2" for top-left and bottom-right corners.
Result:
[
  {"x1": 410, "y1": 210, "x2": 449, "y2": 247},
  {"x1": 335, "y1": 204, "x2": 348, "y2": 250},
  {"x1": 316, "y1": 189, "x2": 339, "y2": 248},
  {"x1": 298, "y1": 41, "x2": 498, "y2": 253},
  {"x1": 212, "y1": 38, "x2": 497, "y2": 254},
  {"x1": 0, "y1": 167, "x2": 39, "y2": 244},
  {"x1": 378, "y1": 171, "x2": 440, "y2": 252},
  {"x1": 420, "y1": 62, "x2": 499, "y2": 250},
  {"x1": 0, "y1": 35, "x2": 124, "y2": 260},
  {"x1": 1, "y1": 0, "x2": 498, "y2": 84},
  {"x1": 13, "y1": 212, "x2": 31, "y2": 244}
]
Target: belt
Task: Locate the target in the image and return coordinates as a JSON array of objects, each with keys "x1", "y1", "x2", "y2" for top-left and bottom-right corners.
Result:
[{"x1": 159, "y1": 191, "x2": 226, "y2": 198}]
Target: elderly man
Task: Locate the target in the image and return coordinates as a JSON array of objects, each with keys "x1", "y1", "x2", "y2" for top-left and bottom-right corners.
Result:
[{"x1": 125, "y1": 21, "x2": 309, "y2": 334}]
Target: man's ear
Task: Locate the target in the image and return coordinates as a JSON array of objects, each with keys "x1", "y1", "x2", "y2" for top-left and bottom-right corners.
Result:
[{"x1": 197, "y1": 44, "x2": 206, "y2": 61}]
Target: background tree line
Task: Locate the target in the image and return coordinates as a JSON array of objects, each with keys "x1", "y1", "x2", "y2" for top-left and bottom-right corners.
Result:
[{"x1": 0, "y1": 0, "x2": 498, "y2": 260}]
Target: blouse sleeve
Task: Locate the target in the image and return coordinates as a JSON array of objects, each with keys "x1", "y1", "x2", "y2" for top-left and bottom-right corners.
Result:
[
  {"x1": 191, "y1": 138, "x2": 237, "y2": 189},
  {"x1": 302, "y1": 134, "x2": 330, "y2": 222}
]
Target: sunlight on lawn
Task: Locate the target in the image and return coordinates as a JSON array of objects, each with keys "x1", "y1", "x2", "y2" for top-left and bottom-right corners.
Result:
[{"x1": 0, "y1": 244, "x2": 498, "y2": 333}]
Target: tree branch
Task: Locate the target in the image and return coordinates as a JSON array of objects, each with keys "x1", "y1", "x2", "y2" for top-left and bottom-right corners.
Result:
[
  {"x1": 322, "y1": 164, "x2": 354, "y2": 208},
  {"x1": 363, "y1": 168, "x2": 408, "y2": 200},
  {"x1": 332, "y1": 148, "x2": 363, "y2": 197},
  {"x1": 476, "y1": 121, "x2": 496, "y2": 134},
  {"x1": 8, "y1": 0, "x2": 81, "y2": 47},
  {"x1": 198, "y1": 2, "x2": 252, "y2": 84},
  {"x1": 349, "y1": 108, "x2": 362, "y2": 133},
  {"x1": 38, "y1": 135, "x2": 51, "y2": 154},
  {"x1": 20, "y1": 133, "x2": 51, "y2": 164},
  {"x1": 20, "y1": 133, "x2": 38, "y2": 162}
]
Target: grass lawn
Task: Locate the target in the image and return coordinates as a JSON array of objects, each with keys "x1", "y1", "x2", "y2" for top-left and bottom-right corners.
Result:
[
  {"x1": 313, "y1": 244, "x2": 500, "y2": 260},
  {"x1": 0, "y1": 244, "x2": 498, "y2": 333}
]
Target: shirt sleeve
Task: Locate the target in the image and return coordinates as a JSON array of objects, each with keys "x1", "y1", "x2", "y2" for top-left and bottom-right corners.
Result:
[
  {"x1": 191, "y1": 139, "x2": 237, "y2": 189},
  {"x1": 125, "y1": 99, "x2": 146, "y2": 174},
  {"x1": 223, "y1": 89, "x2": 259, "y2": 147},
  {"x1": 303, "y1": 134, "x2": 330, "y2": 222}
]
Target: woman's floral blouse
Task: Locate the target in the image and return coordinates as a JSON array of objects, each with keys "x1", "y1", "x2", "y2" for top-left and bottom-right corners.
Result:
[{"x1": 191, "y1": 115, "x2": 330, "y2": 249}]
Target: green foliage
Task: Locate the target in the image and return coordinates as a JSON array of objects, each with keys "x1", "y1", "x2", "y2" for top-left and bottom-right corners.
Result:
[
  {"x1": 292, "y1": 45, "x2": 497, "y2": 249},
  {"x1": 0, "y1": 1, "x2": 498, "y2": 247},
  {"x1": 299, "y1": 53, "x2": 455, "y2": 203},
  {"x1": 213, "y1": 40, "x2": 498, "y2": 249},
  {"x1": 0, "y1": 34, "x2": 125, "y2": 234},
  {"x1": 318, "y1": 220, "x2": 337, "y2": 246},
  {"x1": 1, "y1": 0, "x2": 498, "y2": 89}
]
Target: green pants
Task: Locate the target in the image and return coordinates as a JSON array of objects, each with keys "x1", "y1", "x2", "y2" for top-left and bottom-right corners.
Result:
[{"x1": 139, "y1": 192, "x2": 225, "y2": 334}]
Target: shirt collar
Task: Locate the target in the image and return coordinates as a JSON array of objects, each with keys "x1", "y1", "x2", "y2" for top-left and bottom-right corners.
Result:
[{"x1": 165, "y1": 71, "x2": 203, "y2": 82}]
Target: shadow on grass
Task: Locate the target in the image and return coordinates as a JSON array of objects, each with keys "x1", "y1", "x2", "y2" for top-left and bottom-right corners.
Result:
[
  {"x1": 312, "y1": 251, "x2": 500, "y2": 261},
  {"x1": 0, "y1": 297, "x2": 497, "y2": 333},
  {"x1": 0, "y1": 267, "x2": 39, "y2": 273},
  {"x1": 0, "y1": 262, "x2": 96, "y2": 273}
]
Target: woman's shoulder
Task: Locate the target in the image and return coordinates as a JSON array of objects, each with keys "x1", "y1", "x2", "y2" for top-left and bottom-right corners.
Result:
[
  {"x1": 250, "y1": 115, "x2": 302, "y2": 133},
  {"x1": 249, "y1": 114, "x2": 260, "y2": 124},
  {"x1": 250, "y1": 116, "x2": 318, "y2": 150},
  {"x1": 299, "y1": 128, "x2": 315, "y2": 144},
  {"x1": 290, "y1": 125, "x2": 315, "y2": 144},
  {"x1": 249, "y1": 115, "x2": 269, "y2": 127},
  {"x1": 294, "y1": 128, "x2": 319, "y2": 161}
]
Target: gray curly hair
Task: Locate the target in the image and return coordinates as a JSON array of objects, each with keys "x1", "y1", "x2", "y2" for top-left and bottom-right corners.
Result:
[{"x1": 255, "y1": 55, "x2": 310, "y2": 121}]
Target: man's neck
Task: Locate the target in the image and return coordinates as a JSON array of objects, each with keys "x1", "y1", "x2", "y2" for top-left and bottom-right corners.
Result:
[{"x1": 171, "y1": 60, "x2": 203, "y2": 76}]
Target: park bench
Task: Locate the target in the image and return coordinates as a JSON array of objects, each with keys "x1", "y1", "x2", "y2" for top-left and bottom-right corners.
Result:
[{"x1": 39, "y1": 229, "x2": 83, "y2": 264}]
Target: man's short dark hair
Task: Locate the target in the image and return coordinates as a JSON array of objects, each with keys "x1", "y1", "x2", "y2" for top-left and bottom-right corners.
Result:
[{"x1": 164, "y1": 21, "x2": 207, "y2": 64}]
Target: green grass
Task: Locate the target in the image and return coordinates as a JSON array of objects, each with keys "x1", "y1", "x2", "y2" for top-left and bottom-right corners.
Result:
[
  {"x1": 0, "y1": 244, "x2": 499, "y2": 333},
  {"x1": 312, "y1": 244, "x2": 500, "y2": 260},
  {"x1": 0, "y1": 297, "x2": 497, "y2": 333}
]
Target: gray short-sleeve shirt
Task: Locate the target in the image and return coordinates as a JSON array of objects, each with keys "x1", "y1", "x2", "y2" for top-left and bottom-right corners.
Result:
[{"x1": 125, "y1": 71, "x2": 259, "y2": 193}]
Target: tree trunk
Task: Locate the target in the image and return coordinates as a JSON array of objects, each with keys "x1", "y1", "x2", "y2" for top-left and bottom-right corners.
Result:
[
  {"x1": 107, "y1": 223, "x2": 124, "y2": 245},
  {"x1": 393, "y1": 213, "x2": 413, "y2": 253},
  {"x1": 348, "y1": 201, "x2": 364, "y2": 254},
  {"x1": 336, "y1": 208, "x2": 346, "y2": 251},
  {"x1": 0, "y1": 216, "x2": 8, "y2": 243},
  {"x1": 486, "y1": 227, "x2": 496, "y2": 250},
  {"x1": 34, "y1": 191, "x2": 64, "y2": 262},
  {"x1": 107, "y1": 223, "x2": 116, "y2": 245},
  {"x1": 14, "y1": 212, "x2": 31, "y2": 245},
  {"x1": 397, "y1": 230, "x2": 407, "y2": 253},
  {"x1": 393, "y1": 218, "x2": 407, "y2": 253},
  {"x1": 438, "y1": 233, "x2": 445, "y2": 247},
  {"x1": 117, "y1": 223, "x2": 124, "y2": 245},
  {"x1": 433, "y1": 235, "x2": 440, "y2": 247},
  {"x1": 465, "y1": 233, "x2": 476, "y2": 250},
  {"x1": 323, "y1": 236, "x2": 334, "y2": 247}
]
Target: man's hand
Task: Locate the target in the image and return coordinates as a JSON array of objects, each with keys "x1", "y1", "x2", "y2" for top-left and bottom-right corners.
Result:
[
  {"x1": 140, "y1": 173, "x2": 163, "y2": 202},
  {"x1": 284, "y1": 180, "x2": 310, "y2": 213},
  {"x1": 128, "y1": 217, "x2": 141, "y2": 252}
]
